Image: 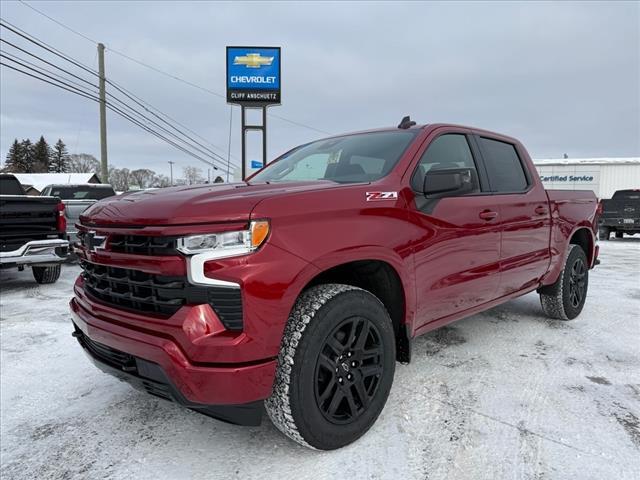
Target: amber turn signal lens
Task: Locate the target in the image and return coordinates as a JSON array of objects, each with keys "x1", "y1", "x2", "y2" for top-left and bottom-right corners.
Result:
[{"x1": 250, "y1": 220, "x2": 270, "y2": 248}]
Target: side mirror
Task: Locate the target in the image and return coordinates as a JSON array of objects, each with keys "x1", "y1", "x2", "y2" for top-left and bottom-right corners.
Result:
[{"x1": 423, "y1": 168, "x2": 475, "y2": 198}]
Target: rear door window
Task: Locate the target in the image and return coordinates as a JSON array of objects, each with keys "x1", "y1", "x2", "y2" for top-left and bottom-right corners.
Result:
[{"x1": 478, "y1": 137, "x2": 529, "y2": 192}]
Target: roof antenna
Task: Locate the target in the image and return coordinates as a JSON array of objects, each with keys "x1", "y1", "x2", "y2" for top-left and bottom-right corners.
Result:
[{"x1": 398, "y1": 115, "x2": 416, "y2": 129}]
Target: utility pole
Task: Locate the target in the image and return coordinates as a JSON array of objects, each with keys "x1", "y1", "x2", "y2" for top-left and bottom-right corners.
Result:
[
  {"x1": 168, "y1": 161, "x2": 174, "y2": 186},
  {"x1": 97, "y1": 43, "x2": 108, "y2": 183},
  {"x1": 226, "y1": 106, "x2": 233, "y2": 183}
]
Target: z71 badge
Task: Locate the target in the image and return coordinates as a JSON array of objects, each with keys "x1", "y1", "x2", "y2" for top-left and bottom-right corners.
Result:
[{"x1": 366, "y1": 191, "x2": 398, "y2": 202}]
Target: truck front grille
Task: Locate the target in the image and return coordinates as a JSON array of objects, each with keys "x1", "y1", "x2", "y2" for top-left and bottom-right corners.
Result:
[
  {"x1": 80, "y1": 261, "x2": 243, "y2": 330},
  {"x1": 108, "y1": 235, "x2": 178, "y2": 256}
]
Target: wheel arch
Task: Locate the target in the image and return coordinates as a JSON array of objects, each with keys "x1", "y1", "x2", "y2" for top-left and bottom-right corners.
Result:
[
  {"x1": 300, "y1": 255, "x2": 413, "y2": 363},
  {"x1": 569, "y1": 226, "x2": 595, "y2": 266}
]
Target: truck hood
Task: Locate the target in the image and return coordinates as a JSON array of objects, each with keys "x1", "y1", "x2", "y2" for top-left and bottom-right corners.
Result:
[{"x1": 80, "y1": 181, "x2": 339, "y2": 226}]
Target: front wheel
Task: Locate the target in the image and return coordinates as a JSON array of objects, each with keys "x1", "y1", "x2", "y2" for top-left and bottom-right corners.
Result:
[
  {"x1": 32, "y1": 264, "x2": 61, "y2": 284},
  {"x1": 539, "y1": 245, "x2": 588, "y2": 320},
  {"x1": 265, "y1": 284, "x2": 396, "y2": 450}
]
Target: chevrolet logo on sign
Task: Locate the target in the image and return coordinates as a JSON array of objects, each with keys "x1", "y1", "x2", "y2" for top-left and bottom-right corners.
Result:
[
  {"x1": 234, "y1": 53, "x2": 274, "y2": 68},
  {"x1": 227, "y1": 46, "x2": 281, "y2": 105}
]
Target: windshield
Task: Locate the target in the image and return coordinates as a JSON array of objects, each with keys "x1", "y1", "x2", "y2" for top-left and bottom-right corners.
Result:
[
  {"x1": 44, "y1": 186, "x2": 115, "y2": 200},
  {"x1": 251, "y1": 130, "x2": 418, "y2": 184}
]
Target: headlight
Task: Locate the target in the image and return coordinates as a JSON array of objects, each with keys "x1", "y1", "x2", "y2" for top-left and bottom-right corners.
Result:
[{"x1": 176, "y1": 220, "x2": 270, "y2": 258}]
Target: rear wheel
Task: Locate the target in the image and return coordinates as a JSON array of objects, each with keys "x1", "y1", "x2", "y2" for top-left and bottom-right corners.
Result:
[
  {"x1": 539, "y1": 245, "x2": 588, "y2": 320},
  {"x1": 32, "y1": 264, "x2": 61, "y2": 284},
  {"x1": 265, "y1": 284, "x2": 396, "y2": 450}
]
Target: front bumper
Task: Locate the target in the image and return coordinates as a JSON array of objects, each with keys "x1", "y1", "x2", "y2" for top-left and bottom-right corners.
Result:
[
  {"x1": 0, "y1": 239, "x2": 69, "y2": 266},
  {"x1": 70, "y1": 294, "x2": 277, "y2": 417},
  {"x1": 71, "y1": 324, "x2": 264, "y2": 425}
]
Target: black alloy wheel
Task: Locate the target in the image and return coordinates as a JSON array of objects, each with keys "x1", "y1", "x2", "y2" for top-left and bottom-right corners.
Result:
[
  {"x1": 314, "y1": 316, "x2": 384, "y2": 424},
  {"x1": 568, "y1": 257, "x2": 587, "y2": 309}
]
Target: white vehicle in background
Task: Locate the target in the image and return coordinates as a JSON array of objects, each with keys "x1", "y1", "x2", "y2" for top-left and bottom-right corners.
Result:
[{"x1": 39, "y1": 183, "x2": 116, "y2": 245}]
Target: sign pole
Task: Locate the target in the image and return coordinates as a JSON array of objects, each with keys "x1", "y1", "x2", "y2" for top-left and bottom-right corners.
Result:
[
  {"x1": 241, "y1": 105, "x2": 246, "y2": 181},
  {"x1": 263, "y1": 106, "x2": 267, "y2": 170},
  {"x1": 226, "y1": 46, "x2": 281, "y2": 181}
]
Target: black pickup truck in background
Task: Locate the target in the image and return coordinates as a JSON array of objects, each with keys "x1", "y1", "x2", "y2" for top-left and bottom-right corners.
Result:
[
  {"x1": 598, "y1": 189, "x2": 640, "y2": 240},
  {"x1": 0, "y1": 174, "x2": 69, "y2": 283}
]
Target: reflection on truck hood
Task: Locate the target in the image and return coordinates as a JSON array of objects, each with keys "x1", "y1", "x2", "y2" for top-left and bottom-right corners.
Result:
[{"x1": 80, "y1": 181, "x2": 338, "y2": 226}]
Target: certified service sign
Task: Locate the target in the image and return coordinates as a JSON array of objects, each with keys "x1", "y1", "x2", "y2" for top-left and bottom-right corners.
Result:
[{"x1": 226, "y1": 46, "x2": 281, "y2": 105}]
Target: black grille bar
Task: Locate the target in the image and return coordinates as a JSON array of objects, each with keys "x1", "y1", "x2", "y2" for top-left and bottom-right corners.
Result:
[
  {"x1": 109, "y1": 235, "x2": 178, "y2": 255},
  {"x1": 80, "y1": 261, "x2": 243, "y2": 330}
]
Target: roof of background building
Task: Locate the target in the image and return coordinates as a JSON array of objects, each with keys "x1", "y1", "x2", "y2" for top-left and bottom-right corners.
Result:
[
  {"x1": 12, "y1": 173, "x2": 101, "y2": 193},
  {"x1": 533, "y1": 157, "x2": 640, "y2": 166}
]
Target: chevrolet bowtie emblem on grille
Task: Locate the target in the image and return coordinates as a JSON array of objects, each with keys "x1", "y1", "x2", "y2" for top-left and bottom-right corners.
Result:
[
  {"x1": 233, "y1": 53, "x2": 274, "y2": 68},
  {"x1": 84, "y1": 231, "x2": 107, "y2": 252}
]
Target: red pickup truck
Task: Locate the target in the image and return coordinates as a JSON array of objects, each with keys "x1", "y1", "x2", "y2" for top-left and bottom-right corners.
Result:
[{"x1": 70, "y1": 121, "x2": 599, "y2": 450}]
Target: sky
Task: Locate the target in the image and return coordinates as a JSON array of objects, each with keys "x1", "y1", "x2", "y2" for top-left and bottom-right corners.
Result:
[{"x1": 0, "y1": 0, "x2": 638, "y2": 180}]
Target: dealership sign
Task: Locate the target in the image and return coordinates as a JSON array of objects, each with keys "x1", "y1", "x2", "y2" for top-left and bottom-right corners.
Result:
[
  {"x1": 226, "y1": 46, "x2": 281, "y2": 105},
  {"x1": 539, "y1": 174, "x2": 596, "y2": 183}
]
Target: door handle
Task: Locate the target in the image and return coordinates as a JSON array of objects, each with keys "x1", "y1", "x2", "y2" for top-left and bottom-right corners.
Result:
[
  {"x1": 535, "y1": 206, "x2": 548, "y2": 215},
  {"x1": 479, "y1": 210, "x2": 498, "y2": 221}
]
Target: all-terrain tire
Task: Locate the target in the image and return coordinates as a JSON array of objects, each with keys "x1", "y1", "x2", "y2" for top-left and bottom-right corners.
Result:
[
  {"x1": 32, "y1": 264, "x2": 61, "y2": 284},
  {"x1": 539, "y1": 245, "x2": 588, "y2": 320},
  {"x1": 598, "y1": 227, "x2": 610, "y2": 241},
  {"x1": 265, "y1": 284, "x2": 396, "y2": 450}
]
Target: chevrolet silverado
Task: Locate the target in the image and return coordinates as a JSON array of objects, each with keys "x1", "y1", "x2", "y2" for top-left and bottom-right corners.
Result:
[{"x1": 70, "y1": 120, "x2": 599, "y2": 450}]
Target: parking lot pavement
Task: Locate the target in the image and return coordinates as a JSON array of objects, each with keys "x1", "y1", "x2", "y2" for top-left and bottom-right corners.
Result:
[{"x1": 1, "y1": 239, "x2": 639, "y2": 480}]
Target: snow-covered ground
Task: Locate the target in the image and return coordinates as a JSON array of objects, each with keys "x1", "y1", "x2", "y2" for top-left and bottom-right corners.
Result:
[{"x1": 1, "y1": 240, "x2": 639, "y2": 480}]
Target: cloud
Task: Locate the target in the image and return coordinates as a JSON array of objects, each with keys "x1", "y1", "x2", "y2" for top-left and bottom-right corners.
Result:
[{"x1": 1, "y1": 0, "x2": 638, "y2": 178}]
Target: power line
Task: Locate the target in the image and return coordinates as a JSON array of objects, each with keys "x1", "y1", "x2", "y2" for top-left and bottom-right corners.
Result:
[
  {"x1": 0, "y1": 28, "x2": 233, "y2": 172},
  {"x1": 1, "y1": 54, "x2": 98, "y2": 98},
  {"x1": 18, "y1": 0, "x2": 99, "y2": 44},
  {"x1": 106, "y1": 79, "x2": 230, "y2": 164},
  {"x1": 1, "y1": 16, "x2": 239, "y2": 167},
  {"x1": 0, "y1": 59, "x2": 230, "y2": 173},
  {"x1": 0, "y1": 49, "x2": 97, "y2": 93},
  {"x1": 0, "y1": 38, "x2": 96, "y2": 88},
  {"x1": 14, "y1": 2, "x2": 333, "y2": 135},
  {"x1": 107, "y1": 76, "x2": 239, "y2": 161},
  {"x1": 0, "y1": 61, "x2": 99, "y2": 102},
  {"x1": 107, "y1": 48, "x2": 332, "y2": 135},
  {"x1": 0, "y1": 18, "x2": 99, "y2": 77}
]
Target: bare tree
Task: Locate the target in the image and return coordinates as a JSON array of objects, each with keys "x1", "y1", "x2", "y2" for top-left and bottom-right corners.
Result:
[
  {"x1": 109, "y1": 167, "x2": 132, "y2": 192},
  {"x1": 182, "y1": 166, "x2": 204, "y2": 185},
  {"x1": 68, "y1": 154, "x2": 100, "y2": 174},
  {"x1": 130, "y1": 168, "x2": 155, "y2": 189},
  {"x1": 150, "y1": 174, "x2": 171, "y2": 188}
]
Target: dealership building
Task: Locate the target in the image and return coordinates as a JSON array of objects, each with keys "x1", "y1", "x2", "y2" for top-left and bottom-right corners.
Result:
[{"x1": 533, "y1": 157, "x2": 640, "y2": 199}]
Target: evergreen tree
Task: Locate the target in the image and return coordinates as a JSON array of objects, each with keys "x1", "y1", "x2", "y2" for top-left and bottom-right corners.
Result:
[
  {"x1": 19, "y1": 139, "x2": 36, "y2": 173},
  {"x1": 32, "y1": 136, "x2": 51, "y2": 172},
  {"x1": 3, "y1": 139, "x2": 22, "y2": 172},
  {"x1": 49, "y1": 139, "x2": 69, "y2": 173}
]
